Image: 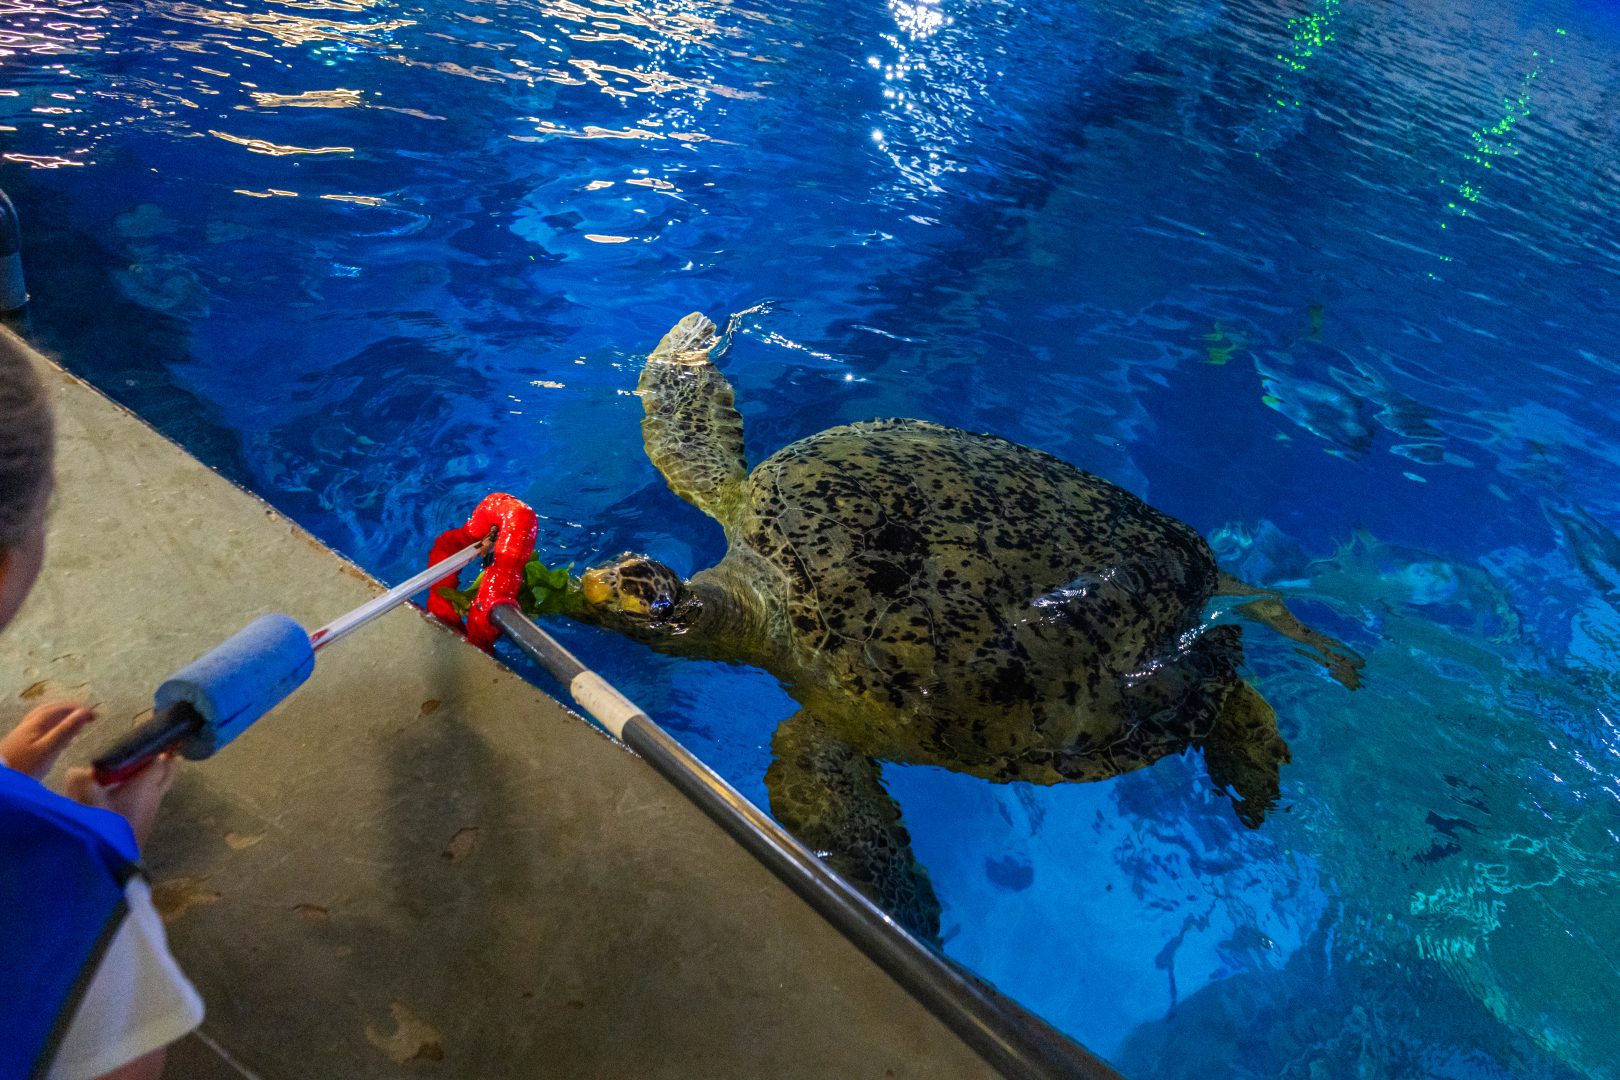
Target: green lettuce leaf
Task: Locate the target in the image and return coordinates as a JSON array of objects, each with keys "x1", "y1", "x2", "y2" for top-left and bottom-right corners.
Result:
[{"x1": 437, "y1": 557, "x2": 582, "y2": 619}]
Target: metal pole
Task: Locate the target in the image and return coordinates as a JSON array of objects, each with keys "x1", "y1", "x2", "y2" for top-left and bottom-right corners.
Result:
[
  {"x1": 93, "y1": 541, "x2": 486, "y2": 781},
  {"x1": 489, "y1": 604, "x2": 1122, "y2": 1080},
  {"x1": 309, "y1": 540, "x2": 484, "y2": 650}
]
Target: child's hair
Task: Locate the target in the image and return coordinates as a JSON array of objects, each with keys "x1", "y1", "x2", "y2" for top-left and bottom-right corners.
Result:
[{"x1": 0, "y1": 326, "x2": 53, "y2": 549}]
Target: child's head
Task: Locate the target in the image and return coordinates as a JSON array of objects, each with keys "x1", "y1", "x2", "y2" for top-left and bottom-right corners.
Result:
[{"x1": 0, "y1": 326, "x2": 53, "y2": 632}]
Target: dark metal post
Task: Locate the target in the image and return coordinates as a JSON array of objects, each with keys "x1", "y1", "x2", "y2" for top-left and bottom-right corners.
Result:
[{"x1": 0, "y1": 189, "x2": 28, "y2": 332}]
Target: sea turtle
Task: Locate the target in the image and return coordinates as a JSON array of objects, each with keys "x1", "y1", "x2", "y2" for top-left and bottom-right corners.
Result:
[{"x1": 572, "y1": 312, "x2": 1361, "y2": 940}]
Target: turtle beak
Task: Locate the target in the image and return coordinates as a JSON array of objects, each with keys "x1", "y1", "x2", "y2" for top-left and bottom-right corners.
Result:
[{"x1": 581, "y1": 567, "x2": 614, "y2": 608}]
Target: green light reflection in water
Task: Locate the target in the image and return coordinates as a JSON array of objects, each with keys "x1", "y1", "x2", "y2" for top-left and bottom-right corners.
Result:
[
  {"x1": 1246, "y1": 0, "x2": 1341, "y2": 154},
  {"x1": 1276, "y1": 0, "x2": 1341, "y2": 91},
  {"x1": 1431, "y1": 27, "x2": 1566, "y2": 279}
]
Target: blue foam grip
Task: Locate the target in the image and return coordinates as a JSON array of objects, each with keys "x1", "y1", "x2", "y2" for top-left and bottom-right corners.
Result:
[{"x1": 154, "y1": 614, "x2": 315, "y2": 760}]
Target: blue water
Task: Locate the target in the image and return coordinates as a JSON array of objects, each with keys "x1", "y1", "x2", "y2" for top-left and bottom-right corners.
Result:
[{"x1": 5, "y1": 0, "x2": 1620, "y2": 1074}]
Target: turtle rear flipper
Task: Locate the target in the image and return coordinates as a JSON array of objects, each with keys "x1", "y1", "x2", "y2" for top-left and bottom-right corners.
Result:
[
  {"x1": 639, "y1": 312, "x2": 750, "y2": 528},
  {"x1": 1216, "y1": 572, "x2": 1365, "y2": 690},
  {"x1": 1204, "y1": 679, "x2": 1291, "y2": 828},
  {"x1": 766, "y1": 709, "x2": 942, "y2": 943}
]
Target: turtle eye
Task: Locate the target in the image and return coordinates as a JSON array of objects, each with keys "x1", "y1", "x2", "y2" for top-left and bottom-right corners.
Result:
[{"x1": 649, "y1": 597, "x2": 673, "y2": 618}]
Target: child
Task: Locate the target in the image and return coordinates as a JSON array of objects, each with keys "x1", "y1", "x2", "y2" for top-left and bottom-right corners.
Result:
[{"x1": 0, "y1": 325, "x2": 203, "y2": 1080}]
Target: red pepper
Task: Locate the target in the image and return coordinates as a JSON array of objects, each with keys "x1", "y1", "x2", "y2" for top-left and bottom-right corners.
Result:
[{"x1": 426, "y1": 493, "x2": 539, "y2": 649}]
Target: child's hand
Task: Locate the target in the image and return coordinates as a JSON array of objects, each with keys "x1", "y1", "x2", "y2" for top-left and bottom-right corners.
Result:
[
  {"x1": 0, "y1": 701, "x2": 97, "y2": 780},
  {"x1": 64, "y1": 754, "x2": 179, "y2": 851}
]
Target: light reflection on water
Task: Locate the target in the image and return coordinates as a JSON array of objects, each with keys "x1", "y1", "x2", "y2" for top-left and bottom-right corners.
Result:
[{"x1": 4, "y1": 0, "x2": 1620, "y2": 1075}]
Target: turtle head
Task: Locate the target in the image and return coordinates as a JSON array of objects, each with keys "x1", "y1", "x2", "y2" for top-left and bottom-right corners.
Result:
[{"x1": 579, "y1": 553, "x2": 691, "y2": 635}]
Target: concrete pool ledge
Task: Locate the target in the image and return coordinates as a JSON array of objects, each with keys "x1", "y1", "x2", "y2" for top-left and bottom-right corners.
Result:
[{"x1": 2, "y1": 361, "x2": 1002, "y2": 1079}]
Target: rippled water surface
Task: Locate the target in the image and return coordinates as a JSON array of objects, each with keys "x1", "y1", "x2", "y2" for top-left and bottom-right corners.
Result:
[{"x1": 5, "y1": 0, "x2": 1620, "y2": 1075}]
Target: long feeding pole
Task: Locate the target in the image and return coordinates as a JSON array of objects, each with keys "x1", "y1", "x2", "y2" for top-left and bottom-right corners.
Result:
[
  {"x1": 488, "y1": 604, "x2": 1124, "y2": 1080},
  {"x1": 92, "y1": 541, "x2": 486, "y2": 783},
  {"x1": 309, "y1": 541, "x2": 484, "y2": 651}
]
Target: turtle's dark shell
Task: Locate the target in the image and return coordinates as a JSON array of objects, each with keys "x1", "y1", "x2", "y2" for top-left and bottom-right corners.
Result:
[{"x1": 706, "y1": 418, "x2": 1231, "y2": 775}]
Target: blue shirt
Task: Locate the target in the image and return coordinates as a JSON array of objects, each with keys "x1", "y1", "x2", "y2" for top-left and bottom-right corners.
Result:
[{"x1": 0, "y1": 767, "x2": 140, "y2": 1080}]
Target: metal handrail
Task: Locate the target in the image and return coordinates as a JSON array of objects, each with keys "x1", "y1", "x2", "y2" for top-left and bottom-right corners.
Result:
[{"x1": 490, "y1": 604, "x2": 1123, "y2": 1080}]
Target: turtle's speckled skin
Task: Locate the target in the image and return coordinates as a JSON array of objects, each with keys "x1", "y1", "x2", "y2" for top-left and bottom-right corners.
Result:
[{"x1": 576, "y1": 313, "x2": 1353, "y2": 940}]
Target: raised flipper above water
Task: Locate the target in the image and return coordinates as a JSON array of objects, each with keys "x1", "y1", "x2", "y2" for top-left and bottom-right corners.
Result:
[
  {"x1": 1217, "y1": 572, "x2": 1364, "y2": 690},
  {"x1": 1204, "y1": 679, "x2": 1291, "y2": 828},
  {"x1": 638, "y1": 312, "x2": 750, "y2": 528},
  {"x1": 765, "y1": 709, "x2": 942, "y2": 943}
]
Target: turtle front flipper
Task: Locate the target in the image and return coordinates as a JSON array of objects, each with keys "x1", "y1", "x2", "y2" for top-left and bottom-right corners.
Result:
[
  {"x1": 1216, "y1": 572, "x2": 1365, "y2": 690},
  {"x1": 639, "y1": 312, "x2": 750, "y2": 528},
  {"x1": 1203, "y1": 679, "x2": 1291, "y2": 828},
  {"x1": 765, "y1": 709, "x2": 942, "y2": 943}
]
